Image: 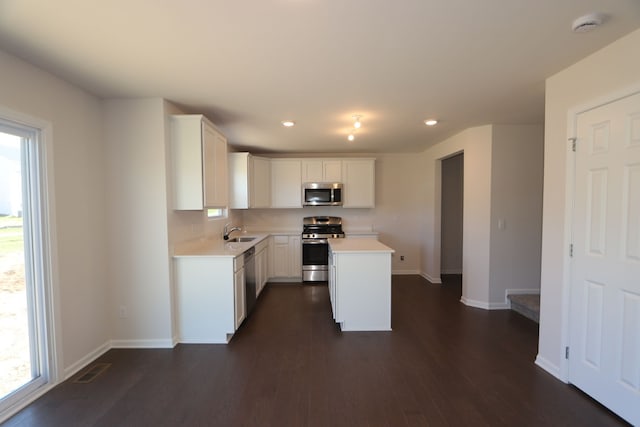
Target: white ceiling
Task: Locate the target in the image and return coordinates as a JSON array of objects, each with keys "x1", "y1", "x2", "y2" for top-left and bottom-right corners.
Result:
[{"x1": 1, "y1": 1, "x2": 639, "y2": 153}]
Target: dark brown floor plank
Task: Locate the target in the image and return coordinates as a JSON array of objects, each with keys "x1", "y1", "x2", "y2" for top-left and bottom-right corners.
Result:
[{"x1": 3, "y1": 276, "x2": 628, "y2": 427}]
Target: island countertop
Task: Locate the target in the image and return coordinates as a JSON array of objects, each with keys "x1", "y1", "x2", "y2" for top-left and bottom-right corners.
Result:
[{"x1": 328, "y1": 238, "x2": 395, "y2": 254}]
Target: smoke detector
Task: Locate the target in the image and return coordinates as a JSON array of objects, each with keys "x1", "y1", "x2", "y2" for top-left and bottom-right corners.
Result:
[{"x1": 572, "y1": 13, "x2": 605, "y2": 33}]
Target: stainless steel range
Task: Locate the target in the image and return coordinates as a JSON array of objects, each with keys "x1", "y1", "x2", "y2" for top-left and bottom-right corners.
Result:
[{"x1": 302, "y1": 216, "x2": 345, "y2": 282}]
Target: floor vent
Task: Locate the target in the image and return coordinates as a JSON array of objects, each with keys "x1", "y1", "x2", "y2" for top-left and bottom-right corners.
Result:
[{"x1": 73, "y1": 363, "x2": 111, "y2": 384}]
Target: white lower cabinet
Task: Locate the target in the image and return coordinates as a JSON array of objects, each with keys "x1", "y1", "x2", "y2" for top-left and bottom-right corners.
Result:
[
  {"x1": 174, "y1": 255, "x2": 246, "y2": 343},
  {"x1": 328, "y1": 239, "x2": 393, "y2": 331},
  {"x1": 269, "y1": 234, "x2": 301, "y2": 280},
  {"x1": 233, "y1": 256, "x2": 246, "y2": 330},
  {"x1": 255, "y1": 239, "x2": 269, "y2": 295}
]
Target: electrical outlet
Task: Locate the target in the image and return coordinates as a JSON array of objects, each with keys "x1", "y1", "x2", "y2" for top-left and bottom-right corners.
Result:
[
  {"x1": 400, "y1": 255, "x2": 405, "y2": 261},
  {"x1": 118, "y1": 305, "x2": 128, "y2": 319}
]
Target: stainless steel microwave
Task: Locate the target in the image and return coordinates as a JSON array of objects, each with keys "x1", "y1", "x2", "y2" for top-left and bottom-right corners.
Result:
[{"x1": 302, "y1": 182, "x2": 343, "y2": 206}]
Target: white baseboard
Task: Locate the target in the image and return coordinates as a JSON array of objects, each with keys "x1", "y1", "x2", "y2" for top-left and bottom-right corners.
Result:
[
  {"x1": 110, "y1": 338, "x2": 175, "y2": 349},
  {"x1": 460, "y1": 297, "x2": 510, "y2": 310},
  {"x1": 460, "y1": 296, "x2": 489, "y2": 309},
  {"x1": 535, "y1": 355, "x2": 566, "y2": 382},
  {"x1": 63, "y1": 341, "x2": 112, "y2": 380},
  {"x1": 420, "y1": 272, "x2": 442, "y2": 284}
]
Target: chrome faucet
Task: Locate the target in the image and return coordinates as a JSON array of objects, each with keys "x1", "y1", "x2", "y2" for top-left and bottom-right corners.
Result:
[{"x1": 223, "y1": 223, "x2": 241, "y2": 240}]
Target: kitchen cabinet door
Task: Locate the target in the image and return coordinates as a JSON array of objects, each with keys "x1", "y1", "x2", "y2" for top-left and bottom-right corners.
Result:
[
  {"x1": 228, "y1": 153, "x2": 270, "y2": 209},
  {"x1": 288, "y1": 235, "x2": 301, "y2": 277},
  {"x1": 256, "y1": 246, "x2": 268, "y2": 295},
  {"x1": 270, "y1": 235, "x2": 290, "y2": 278},
  {"x1": 270, "y1": 159, "x2": 302, "y2": 208},
  {"x1": 269, "y1": 235, "x2": 301, "y2": 279},
  {"x1": 234, "y1": 266, "x2": 246, "y2": 330},
  {"x1": 342, "y1": 159, "x2": 375, "y2": 208},
  {"x1": 301, "y1": 159, "x2": 342, "y2": 182},
  {"x1": 171, "y1": 114, "x2": 228, "y2": 210},
  {"x1": 203, "y1": 123, "x2": 228, "y2": 208}
]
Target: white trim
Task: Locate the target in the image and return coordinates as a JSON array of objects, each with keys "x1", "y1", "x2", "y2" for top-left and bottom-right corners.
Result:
[
  {"x1": 420, "y1": 272, "x2": 442, "y2": 284},
  {"x1": 63, "y1": 341, "x2": 112, "y2": 380},
  {"x1": 460, "y1": 296, "x2": 488, "y2": 309},
  {"x1": 460, "y1": 296, "x2": 510, "y2": 310},
  {"x1": 535, "y1": 355, "x2": 565, "y2": 382},
  {"x1": 0, "y1": 383, "x2": 55, "y2": 424},
  {"x1": 110, "y1": 339, "x2": 176, "y2": 349},
  {"x1": 0, "y1": 106, "x2": 62, "y2": 424},
  {"x1": 178, "y1": 338, "x2": 229, "y2": 344}
]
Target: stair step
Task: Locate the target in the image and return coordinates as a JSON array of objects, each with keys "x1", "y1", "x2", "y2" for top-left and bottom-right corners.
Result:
[{"x1": 507, "y1": 294, "x2": 540, "y2": 323}]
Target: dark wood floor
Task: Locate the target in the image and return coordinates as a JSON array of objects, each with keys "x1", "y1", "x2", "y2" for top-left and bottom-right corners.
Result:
[{"x1": 5, "y1": 275, "x2": 627, "y2": 427}]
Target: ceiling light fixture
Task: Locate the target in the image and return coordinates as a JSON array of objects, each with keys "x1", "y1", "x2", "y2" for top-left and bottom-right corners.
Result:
[
  {"x1": 348, "y1": 115, "x2": 362, "y2": 141},
  {"x1": 353, "y1": 115, "x2": 362, "y2": 129},
  {"x1": 424, "y1": 119, "x2": 438, "y2": 126},
  {"x1": 281, "y1": 120, "x2": 295, "y2": 127}
]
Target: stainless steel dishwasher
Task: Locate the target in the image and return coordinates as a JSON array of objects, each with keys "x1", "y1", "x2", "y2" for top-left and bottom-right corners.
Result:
[{"x1": 244, "y1": 247, "x2": 257, "y2": 315}]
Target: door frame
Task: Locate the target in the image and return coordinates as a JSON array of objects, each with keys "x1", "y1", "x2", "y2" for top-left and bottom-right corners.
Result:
[
  {"x1": 0, "y1": 104, "x2": 62, "y2": 420},
  {"x1": 560, "y1": 84, "x2": 640, "y2": 382}
]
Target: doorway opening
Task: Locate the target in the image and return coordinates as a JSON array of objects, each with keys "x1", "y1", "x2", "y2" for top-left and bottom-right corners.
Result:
[{"x1": 440, "y1": 152, "x2": 463, "y2": 298}]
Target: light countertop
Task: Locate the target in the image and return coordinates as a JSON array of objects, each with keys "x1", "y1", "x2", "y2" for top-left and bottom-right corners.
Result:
[
  {"x1": 173, "y1": 233, "x2": 269, "y2": 258},
  {"x1": 328, "y1": 238, "x2": 394, "y2": 254}
]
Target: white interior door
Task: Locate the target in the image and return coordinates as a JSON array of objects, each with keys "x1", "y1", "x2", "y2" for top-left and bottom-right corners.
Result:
[{"x1": 570, "y1": 91, "x2": 640, "y2": 426}]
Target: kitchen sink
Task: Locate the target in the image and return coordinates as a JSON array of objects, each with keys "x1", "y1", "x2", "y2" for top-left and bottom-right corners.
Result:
[{"x1": 226, "y1": 236, "x2": 256, "y2": 243}]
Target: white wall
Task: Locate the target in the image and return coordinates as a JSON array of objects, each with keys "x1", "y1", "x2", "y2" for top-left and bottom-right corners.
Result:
[
  {"x1": 421, "y1": 126, "x2": 493, "y2": 305},
  {"x1": 440, "y1": 153, "x2": 463, "y2": 274},
  {"x1": 489, "y1": 125, "x2": 543, "y2": 304},
  {"x1": 538, "y1": 28, "x2": 640, "y2": 379},
  {"x1": 104, "y1": 98, "x2": 174, "y2": 346},
  {"x1": 420, "y1": 124, "x2": 543, "y2": 308},
  {"x1": 240, "y1": 153, "x2": 426, "y2": 274},
  {"x1": 0, "y1": 49, "x2": 109, "y2": 374}
]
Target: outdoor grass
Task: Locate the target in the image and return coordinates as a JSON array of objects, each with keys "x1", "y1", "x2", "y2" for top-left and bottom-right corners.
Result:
[{"x1": 0, "y1": 216, "x2": 23, "y2": 256}]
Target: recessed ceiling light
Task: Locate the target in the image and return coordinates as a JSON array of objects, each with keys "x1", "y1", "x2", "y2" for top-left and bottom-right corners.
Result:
[
  {"x1": 348, "y1": 134, "x2": 355, "y2": 142},
  {"x1": 281, "y1": 120, "x2": 295, "y2": 127},
  {"x1": 424, "y1": 119, "x2": 438, "y2": 126}
]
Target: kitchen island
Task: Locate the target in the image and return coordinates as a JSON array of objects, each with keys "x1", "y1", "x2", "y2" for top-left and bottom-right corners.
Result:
[{"x1": 328, "y1": 238, "x2": 395, "y2": 331}]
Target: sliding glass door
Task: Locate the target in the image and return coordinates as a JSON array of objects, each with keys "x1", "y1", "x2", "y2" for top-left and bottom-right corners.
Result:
[{"x1": 0, "y1": 120, "x2": 51, "y2": 414}]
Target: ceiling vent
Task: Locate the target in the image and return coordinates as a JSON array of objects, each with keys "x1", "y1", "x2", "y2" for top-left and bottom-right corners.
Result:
[{"x1": 572, "y1": 13, "x2": 605, "y2": 33}]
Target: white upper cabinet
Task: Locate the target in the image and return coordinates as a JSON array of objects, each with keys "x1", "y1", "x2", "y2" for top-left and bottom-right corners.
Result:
[
  {"x1": 270, "y1": 159, "x2": 302, "y2": 208},
  {"x1": 301, "y1": 159, "x2": 342, "y2": 183},
  {"x1": 342, "y1": 159, "x2": 375, "y2": 208},
  {"x1": 171, "y1": 114, "x2": 228, "y2": 210},
  {"x1": 228, "y1": 153, "x2": 271, "y2": 209}
]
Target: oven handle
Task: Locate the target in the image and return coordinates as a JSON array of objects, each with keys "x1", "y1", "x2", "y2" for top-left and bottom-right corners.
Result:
[{"x1": 302, "y1": 239, "x2": 328, "y2": 244}]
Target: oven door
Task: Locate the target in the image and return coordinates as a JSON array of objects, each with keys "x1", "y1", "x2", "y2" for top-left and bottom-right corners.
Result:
[{"x1": 302, "y1": 238, "x2": 329, "y2": 282}]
